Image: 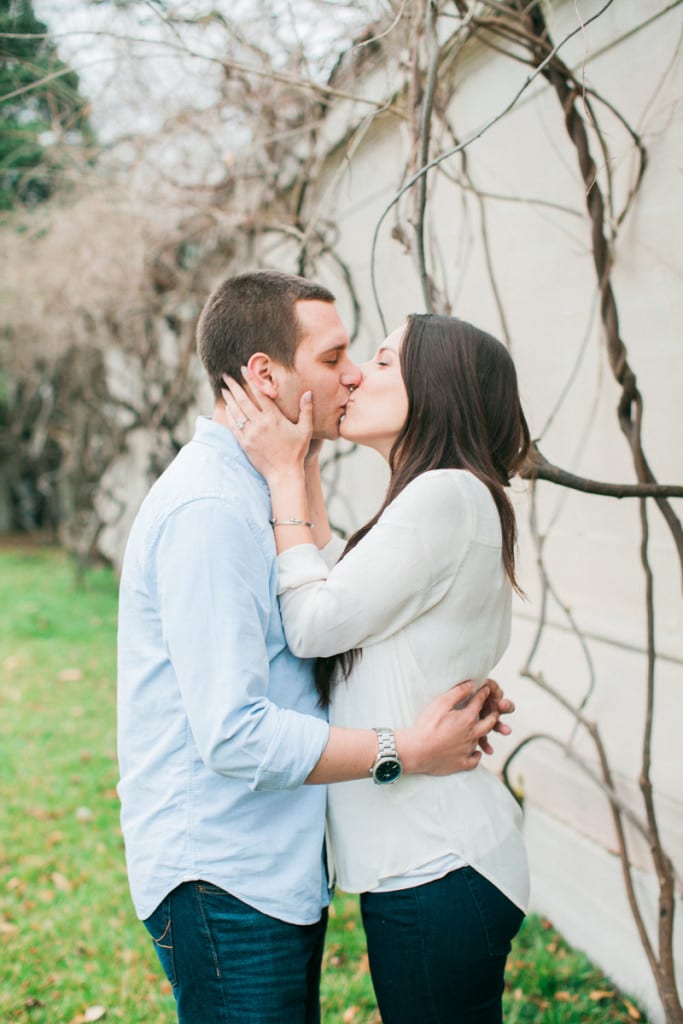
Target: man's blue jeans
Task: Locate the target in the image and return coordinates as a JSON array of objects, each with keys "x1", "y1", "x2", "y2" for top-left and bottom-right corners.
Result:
[
  {"x1": 361, "y1": 866, "x2": 524, "y2": 1024},
  {"x1": 144, "y1": 881, "x2": 328, "y2": 1024}
]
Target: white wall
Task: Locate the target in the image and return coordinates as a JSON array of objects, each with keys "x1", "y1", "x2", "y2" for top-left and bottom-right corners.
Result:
[{"x1": 308, "y1": 3, "x2": 683, "y2": 1019}]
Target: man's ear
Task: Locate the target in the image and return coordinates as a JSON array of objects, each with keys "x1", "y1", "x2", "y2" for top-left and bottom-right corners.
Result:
[{"x1": 246, "y1": 352, "x2": 279, "y2": 399}]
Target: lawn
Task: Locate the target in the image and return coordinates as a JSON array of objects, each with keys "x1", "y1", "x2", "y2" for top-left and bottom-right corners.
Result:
[{"x1": 0, "y1": 545, "x2": 649, "y2": 1023}]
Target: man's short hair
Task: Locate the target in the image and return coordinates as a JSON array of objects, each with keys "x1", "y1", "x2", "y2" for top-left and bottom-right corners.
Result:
[{"x1": 197, "y1": 270, "x2": 336, "y2": 398}]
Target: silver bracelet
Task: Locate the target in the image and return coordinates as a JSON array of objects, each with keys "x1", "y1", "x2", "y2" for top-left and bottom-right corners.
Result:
[{"x1": 270, "y1": 517, "x2": 314, "y2": 529}]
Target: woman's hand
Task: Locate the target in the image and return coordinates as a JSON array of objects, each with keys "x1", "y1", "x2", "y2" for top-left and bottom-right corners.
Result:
[
  {"x1": 477, "y1": 678, "x2": 514, "y2": 756},
  {"x1": 221, "y1": 370, "x2": 313, "y2": 484},
  {"x1": 397, "y1": 681, "x2": 500, "y2": 776}
]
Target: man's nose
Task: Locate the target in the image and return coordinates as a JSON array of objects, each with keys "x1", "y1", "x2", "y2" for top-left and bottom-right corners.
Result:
[{"x1": 340, "y1": 359, "x2": 362, "y2": 389}]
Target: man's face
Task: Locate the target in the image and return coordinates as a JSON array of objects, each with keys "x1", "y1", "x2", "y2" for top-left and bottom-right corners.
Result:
[{"x1": 277, "y1": 300, "x2": 361, "y2": 440}]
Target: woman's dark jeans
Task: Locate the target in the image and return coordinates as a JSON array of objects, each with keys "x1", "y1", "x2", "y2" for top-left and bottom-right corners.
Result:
[
  {"x1": 360, "y1": 866, "x2": 524, "y2": 1024},
  {"x1": 144, "y1": 880, "x2": 328, "y2": 1024}
]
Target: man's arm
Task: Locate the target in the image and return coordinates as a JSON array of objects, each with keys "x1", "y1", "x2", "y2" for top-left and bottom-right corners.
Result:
[
  {"x1": 306, "y1": 680, "x2": 497, "y2": 784},
  {"x1": 157, "y1": 498, "x2": 329, "y2": 790}
]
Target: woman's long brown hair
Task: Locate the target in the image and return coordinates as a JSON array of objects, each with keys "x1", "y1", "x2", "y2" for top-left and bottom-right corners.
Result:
[{"x1": 314, "y1": 313, "x2": 530, "y2": 708}]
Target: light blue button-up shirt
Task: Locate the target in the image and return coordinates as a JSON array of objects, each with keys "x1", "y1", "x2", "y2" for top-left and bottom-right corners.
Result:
[{"x1": 117, "y1": 417, "x2": 330, "y2": 924}]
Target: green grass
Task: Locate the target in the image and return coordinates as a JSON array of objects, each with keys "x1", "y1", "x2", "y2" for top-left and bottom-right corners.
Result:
[{"x1": 0, "y1": 545, "x2": 649, "y2": 1023}]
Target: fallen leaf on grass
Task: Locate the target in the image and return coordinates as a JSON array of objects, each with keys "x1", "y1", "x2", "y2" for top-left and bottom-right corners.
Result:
[
  {"x1": 84, "y1": 1006, "x2": 106, "y2": 1021},
  {"x1": 353, "y1": 952, "x2": 370, "y2": 980},
  {"x1": 624, "y1": 999, "x2": 642, "y2": 1020},
  {"x1": 342, "y1": 1008, "x2": 359, "y2": 1023},
  {"x1": 27, "y1": 805, "x2": 59, "y2": 821},
  {"x1": 0, "y1": 920, "x2": 19, "y2": 935},
  {"x1": 69, "y1": 1006, "x2": 106, "y2": 1023},
  {"x1": 58, "y1": 668, "x2": 83, "y2": 682},
  {"x1": 590, "y1": 989, "x2": 615, "y2": 1001},
  {"x1": 52, "y1": 872, "x2": 72, "y2": 892}
]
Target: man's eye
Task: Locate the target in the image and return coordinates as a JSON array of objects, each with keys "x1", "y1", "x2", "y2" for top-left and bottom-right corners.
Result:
[{"x1": 324, "y1": 357, "x2": 339, "y2": 365}]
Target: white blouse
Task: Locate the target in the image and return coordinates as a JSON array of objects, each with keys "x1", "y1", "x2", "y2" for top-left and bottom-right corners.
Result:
[{"x1": 277, "y1": 469, "x2": 529, "y2": 911}]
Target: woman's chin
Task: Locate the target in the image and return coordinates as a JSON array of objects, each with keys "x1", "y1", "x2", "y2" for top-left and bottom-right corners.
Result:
[
  {"x1": 338, "y1": 415, "x2": 356, "y2": 442},
  {"x1": 339, "y1": 418, "x2": 376, "y2": 451}
]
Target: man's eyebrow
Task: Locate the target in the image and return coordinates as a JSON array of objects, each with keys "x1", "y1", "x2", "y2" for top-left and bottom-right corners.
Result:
[{"x1": 319, "y1": 343, "x2": 347, "y2": 354}]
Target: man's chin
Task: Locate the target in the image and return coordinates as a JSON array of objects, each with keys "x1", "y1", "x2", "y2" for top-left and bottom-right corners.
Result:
[{"x1": 314, "y1": 423, "x2": 341, "y2": 442}]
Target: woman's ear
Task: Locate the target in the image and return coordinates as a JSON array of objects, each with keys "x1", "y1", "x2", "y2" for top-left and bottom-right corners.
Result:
[{"x1": 246, "y1": 352, "x2": 279, "y2": 399}]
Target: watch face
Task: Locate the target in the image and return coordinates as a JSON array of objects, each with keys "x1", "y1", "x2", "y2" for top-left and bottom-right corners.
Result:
[{"x1": 374, "y1": 758, "x2": 402, "y2": 784}]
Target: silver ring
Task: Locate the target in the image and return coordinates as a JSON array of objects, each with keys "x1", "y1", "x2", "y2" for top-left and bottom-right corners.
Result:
[{"x1": 236, "y1": 418, "x2": 246, "y2": 431}]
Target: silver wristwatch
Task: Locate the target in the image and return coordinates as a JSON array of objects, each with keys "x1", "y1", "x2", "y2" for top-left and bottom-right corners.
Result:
[{"x1": 370, "y1": 727, "x2": 403, "y2": 785}]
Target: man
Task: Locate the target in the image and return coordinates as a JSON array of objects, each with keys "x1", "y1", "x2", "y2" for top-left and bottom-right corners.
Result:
[{"x1": 117, "y1": 270, "x2": 508, "y2": 1023}]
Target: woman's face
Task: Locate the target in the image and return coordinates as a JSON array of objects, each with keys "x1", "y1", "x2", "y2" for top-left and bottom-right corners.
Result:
[{"x1": 338, "y1": 324, "x2": 409, "y2": 459}]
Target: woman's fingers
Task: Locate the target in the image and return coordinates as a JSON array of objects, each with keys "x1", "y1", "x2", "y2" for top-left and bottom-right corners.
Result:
[
  {"x1": 221, "y1": 370, "x2": 267, "y2": 418},
  {"x1": 220, "y1": 377, "x2": 254, "y2": 434},
  {"x1": 442, "y1": 679, "x2": 475, "y2": 709},
  {"x1": 220, "y1": 386, "x2": 249, "y2": 435},
  {"x1": 298, "y1": 390, "x2": 313, "y2": 438}
]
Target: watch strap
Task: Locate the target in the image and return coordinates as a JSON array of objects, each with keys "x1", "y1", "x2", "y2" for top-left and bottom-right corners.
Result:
[{"x1": 373, "y1": 727, "x2": 398, "y2": 760}]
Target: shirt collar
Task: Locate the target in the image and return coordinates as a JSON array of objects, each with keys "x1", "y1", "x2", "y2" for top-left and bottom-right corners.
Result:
[{"x1": 193, "y1": 415, "x2": 269, "y2": 490}]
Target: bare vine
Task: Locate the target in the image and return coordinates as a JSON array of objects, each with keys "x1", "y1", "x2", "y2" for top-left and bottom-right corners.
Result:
[{"x1": 366, "y1": 3, "x2": 682, "y2": 1019}]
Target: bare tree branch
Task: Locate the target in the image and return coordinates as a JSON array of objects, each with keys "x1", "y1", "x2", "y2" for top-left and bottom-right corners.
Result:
[{"x1": 525, "y1": 444, "x2": 683, "y2": 499}]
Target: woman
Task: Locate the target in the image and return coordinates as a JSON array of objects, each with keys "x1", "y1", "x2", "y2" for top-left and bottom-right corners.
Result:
[{"x1": 222, "y1": 313, "x2": 531, "y2": 1024}]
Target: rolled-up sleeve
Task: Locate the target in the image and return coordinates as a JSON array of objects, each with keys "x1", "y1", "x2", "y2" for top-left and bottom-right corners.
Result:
[{"x1": 156, "y1": 498, "x2": 329, "y2": 790}]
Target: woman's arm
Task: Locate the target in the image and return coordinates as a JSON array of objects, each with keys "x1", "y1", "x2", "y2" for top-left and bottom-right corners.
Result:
[
  {"x1": 222, "y1": 374, "x2": 322, "y2": 554},
  {"x1": 221, "y1": 373, "x2": 472, "y2": 658},
  {"x1": 304, "y1": 446, "x2": 332, "y2": 550},
  {"x1": 278, "y1": 469, "x2": 474, "y2": 657}
]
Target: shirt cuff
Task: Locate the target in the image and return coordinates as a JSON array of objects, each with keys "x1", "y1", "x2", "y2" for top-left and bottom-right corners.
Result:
[
  {"x1": 277, "y1": 543, "x2": 331, "y2": 594},
  {"x1": 320, "y1": 533, "x2": 345, "y2": 569}
]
